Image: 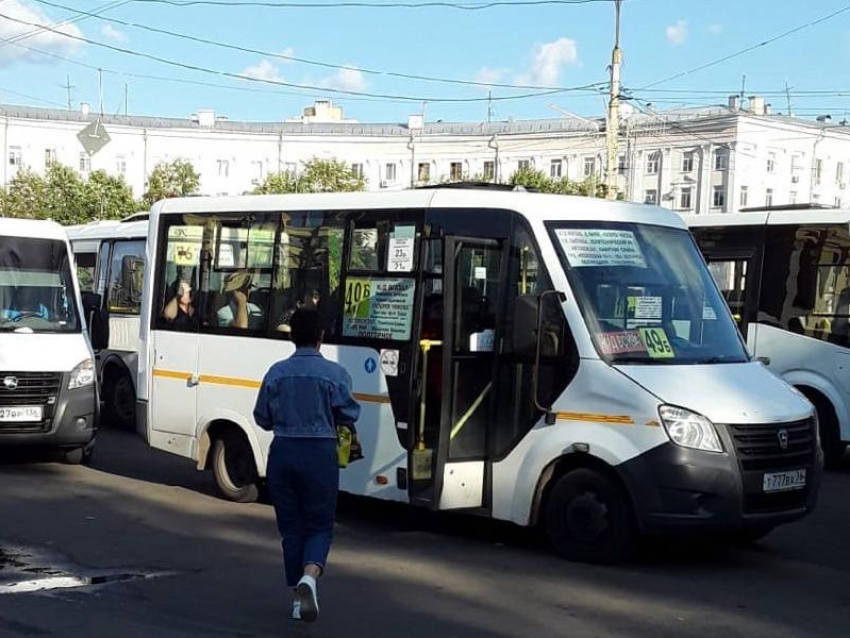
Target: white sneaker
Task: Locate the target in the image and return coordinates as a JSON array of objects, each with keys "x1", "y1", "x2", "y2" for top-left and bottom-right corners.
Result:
[
  {"x1": 295, "y1": 575, "x2": 319, "y2": 623},
  {"x1": 292, "y1": 600, "x2": 302, "y2": 621}
]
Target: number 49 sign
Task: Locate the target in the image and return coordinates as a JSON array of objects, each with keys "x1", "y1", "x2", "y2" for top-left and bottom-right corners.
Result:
[{"x1": 639, "y1": 327, "x2": 675, "y2": 359}]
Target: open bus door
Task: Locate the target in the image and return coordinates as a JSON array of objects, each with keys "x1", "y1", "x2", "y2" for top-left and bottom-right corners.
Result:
[{"x1": 410, "y1": 236, "x2": 508, "y2": 513}]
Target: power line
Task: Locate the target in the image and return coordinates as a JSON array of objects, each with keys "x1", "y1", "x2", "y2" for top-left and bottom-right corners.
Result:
[
  {"x1": 636, "y1": 3, "x2": 850, "y2": 90},
  {"x1": 122, "y1": 0, "x2": 624, "y2": 9},
  {"x1": 0, "y1": 10, "x2": 589, "y2": 103},
  {"x1": 0, "y1": 84, "x2": 68, "y2": 108},
  {"x1": 33, "y1": 0, "x2": 608, "y2": 92}
]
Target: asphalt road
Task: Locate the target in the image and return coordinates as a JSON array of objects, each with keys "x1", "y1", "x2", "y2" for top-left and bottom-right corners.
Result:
[{"x1": 1, "y1": 429, "x2": 849, "y2": 638}]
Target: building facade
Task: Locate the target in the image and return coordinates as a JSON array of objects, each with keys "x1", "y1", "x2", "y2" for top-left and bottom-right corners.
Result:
[{"x1": 3, "y1": 97, "x2": 850, "y2": 213}]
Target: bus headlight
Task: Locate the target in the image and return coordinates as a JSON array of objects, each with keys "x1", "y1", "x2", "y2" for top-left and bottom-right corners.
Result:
[
  {"x1": 659, "y1": 406, "x2": 723, "y2": 453},
  {"x1": 68, "y1": 359, "x2": 95, "y2": 390}
]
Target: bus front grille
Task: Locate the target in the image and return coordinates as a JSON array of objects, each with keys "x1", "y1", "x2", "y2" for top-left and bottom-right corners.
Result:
[{"x1": 0, "y1": 372, "x2": 61, "y2": 433}]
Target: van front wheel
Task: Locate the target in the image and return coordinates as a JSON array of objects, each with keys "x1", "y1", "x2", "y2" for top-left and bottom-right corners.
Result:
[
  {"x1": 544, "y1": 468, "x2": 635, "y2": 564},
  {"x1": 212, "y1": 431, "x2": 259, "y2": 503}
]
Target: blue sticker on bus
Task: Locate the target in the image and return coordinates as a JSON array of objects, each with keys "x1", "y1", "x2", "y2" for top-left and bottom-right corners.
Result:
[{"x1": 364, "y1": 357, "x2": 377, "y2": 374}]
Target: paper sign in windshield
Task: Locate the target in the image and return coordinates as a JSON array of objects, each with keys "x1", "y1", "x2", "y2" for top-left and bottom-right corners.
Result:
[
  {"x1": 639, "y1": 327, "x2": 675, "y2": 359},
  {"x1": 556, "y1": 229, "x2": 647, "y2": 268},
  {"x1": 388, "y1": 226, "x2": 416, "y2": 272},
  {"x1": 343, "y1": 277, "x2": 415, "y2": 340},
  {"x1": 631, "y1": 296, "x2": 662, "y2": 319},
  {"x1": 597, "y1": 331, "x2": 647, "y2": 355}
]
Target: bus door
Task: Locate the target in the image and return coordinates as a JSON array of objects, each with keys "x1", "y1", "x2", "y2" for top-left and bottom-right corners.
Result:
[
  {"x1": 421, "y1": 236, "x2": 507, "y2": 511},
  {"x1": 702, "y1": 249, "x2": 759, "y2": 333}
]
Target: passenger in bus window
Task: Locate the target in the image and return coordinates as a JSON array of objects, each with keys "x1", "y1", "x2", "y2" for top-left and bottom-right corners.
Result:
[
  {"x1": 217, "y1": 271, "x2": 264, "y2": 330},
  {"x1": 161, "y1": 279, "x2": 196, "y2": 326},
  {"x1": 276, "y1": 289, "x2": 320, "y2": 333}
]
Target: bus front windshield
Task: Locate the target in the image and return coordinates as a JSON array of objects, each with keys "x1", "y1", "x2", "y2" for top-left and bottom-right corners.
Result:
[
  {"x1": 0, "y1": 237, "x2": 81, "y2": 333},
  {"x1": 550, "y1": 222, "x2": 748, "y2": 365}
]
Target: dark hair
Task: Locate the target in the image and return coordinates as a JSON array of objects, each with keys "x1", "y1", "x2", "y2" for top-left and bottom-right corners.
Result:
[{"x1": 290, "y1": 308, "x2": 323, "y2": 347}]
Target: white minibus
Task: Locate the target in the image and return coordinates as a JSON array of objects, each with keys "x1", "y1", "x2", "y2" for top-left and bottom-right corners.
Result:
[
  {"x1": 0, "y1": 218, "x2": 98, "y2": 463},
  {"x1": 689, "y1": 209, "x2": 850, "y2": 468},
  {"x1": 67, "y1": 216, "x2": 147, "y2": 430},
  {"x1": 131, "y1": 191, "x2": 821, "y2": 562}
]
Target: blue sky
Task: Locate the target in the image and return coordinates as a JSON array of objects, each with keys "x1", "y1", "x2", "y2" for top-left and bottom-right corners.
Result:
[{"x1": 0, "y1": 0, "x2": 848, "y2": 124}]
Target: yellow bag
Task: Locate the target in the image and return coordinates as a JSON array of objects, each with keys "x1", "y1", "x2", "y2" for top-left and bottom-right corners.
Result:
[{"x1": 337, "y1": 425, "x2": 362, "y2": 468}]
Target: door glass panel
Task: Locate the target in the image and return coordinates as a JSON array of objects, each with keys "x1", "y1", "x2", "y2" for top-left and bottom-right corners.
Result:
[
  {"x1": 708, "y1": 259, "x2": 749, "y2": 328},
  {"x1": 107, "y1": 240, "x2": 145, "y2": 315}
]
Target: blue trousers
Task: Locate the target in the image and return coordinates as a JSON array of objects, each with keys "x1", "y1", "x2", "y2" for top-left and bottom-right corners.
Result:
[{"x1": 267, "y1": 436, "x2": 339, "y2": 588}]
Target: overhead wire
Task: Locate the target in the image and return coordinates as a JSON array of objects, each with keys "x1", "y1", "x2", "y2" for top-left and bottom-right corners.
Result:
[{"x1": 116, "y1": 0, "x2": 626, "y2": 9}]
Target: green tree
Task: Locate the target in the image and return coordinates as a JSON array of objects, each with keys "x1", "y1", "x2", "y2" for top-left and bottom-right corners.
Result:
[
  {"x1": 144, "y1": 159, "x2": 200, "y2": 205},
  {"x1": 83, "y1": 170, "x2": 140, "y2": 221},
  {"x1": 252, "y1": 158, "x2": 366, "y2": 194},
  {"x1": 508, "y1": 168, "x2": 609, "y2": 198}
]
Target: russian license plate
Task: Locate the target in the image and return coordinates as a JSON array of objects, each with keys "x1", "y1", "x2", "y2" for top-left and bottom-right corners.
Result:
[
  {"x1": 763, "y1": 469, "x2": 806, "y2": 493},
  {"x1": 0, "y1": 406, "x2": 43, "y2": 422}
]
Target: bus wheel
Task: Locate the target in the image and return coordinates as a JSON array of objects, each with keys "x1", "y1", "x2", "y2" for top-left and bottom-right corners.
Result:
[
  {"x1": 544, "y1": 468, "x2": 635, "y2": 564},
  {"x1": 103, "y1": 372, "x2": 136, "y2": 431},
  {"x1": 799, "y1": 388, "x2": 846, "y2": 469},
  {"x1": 212, "y1": 431, "x2": 259, "y2": 503}
]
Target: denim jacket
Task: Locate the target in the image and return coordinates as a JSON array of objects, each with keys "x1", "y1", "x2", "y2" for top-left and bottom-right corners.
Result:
[{"x1": 253, "y1": 347, "x2": 361, "y2": 439}]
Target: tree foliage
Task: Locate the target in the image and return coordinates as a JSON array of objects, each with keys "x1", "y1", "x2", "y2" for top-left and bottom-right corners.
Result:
[
  {"x1": 252, "y1": 158, "x2": 366, "y2": 194},
  {"x1": 0, "y1": 164, "x2": 140, "y2": 224},
  {"x1": 144, "y1": 159, "x2": 201, "y2": 205},
  {"x1": 509, "y1": 167, "x2": 608, "y2": 198}
]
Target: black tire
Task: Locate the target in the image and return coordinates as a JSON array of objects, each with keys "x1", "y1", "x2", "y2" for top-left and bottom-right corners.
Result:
[
  {"x1": 544, "y1": 467, "x2": 636, "y2": 564},
  {"x1": 102, "y1": 371, "x2": 136, "y2": 431},
  {"x1": 212, "y1": 431, "x2": 260, "y2": 503},
  {"x1": 800, "y1": 388, "x2": 846, "y2": 469}
]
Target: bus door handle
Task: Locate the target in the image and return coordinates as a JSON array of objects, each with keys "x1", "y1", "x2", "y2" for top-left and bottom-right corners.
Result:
[{"x1": 188, "y1": 374, "x2": 200, "y2": 387}]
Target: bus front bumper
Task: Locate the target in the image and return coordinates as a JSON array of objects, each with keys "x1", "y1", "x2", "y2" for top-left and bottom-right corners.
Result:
[{"x1": 619, "y1": 440, "x2": 823, "y2": 534}]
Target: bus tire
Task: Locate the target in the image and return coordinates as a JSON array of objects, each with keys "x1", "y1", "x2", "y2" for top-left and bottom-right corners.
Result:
[
  {"x1": 212, "y1": 430, "x2": 259, "y2": 503},
  {"x1": 544, "y1": 468, "x2": 635, "y2": 564},
  {"x1": 798, "y1": 387, "x2": 846, "y2": 469},
  {"x1": 102, "y1": 371, "x2": 136, "y2": 431}
]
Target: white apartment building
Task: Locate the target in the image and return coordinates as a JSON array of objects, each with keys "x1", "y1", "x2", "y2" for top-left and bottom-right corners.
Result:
[{"x1": 3, "y1": 97, "x2": 850, "y2": 213}]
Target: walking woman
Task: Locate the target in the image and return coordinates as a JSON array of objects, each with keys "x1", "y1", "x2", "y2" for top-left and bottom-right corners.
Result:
[{"x1": 253, "y1": 308, "x2": 361, "y2": 622}]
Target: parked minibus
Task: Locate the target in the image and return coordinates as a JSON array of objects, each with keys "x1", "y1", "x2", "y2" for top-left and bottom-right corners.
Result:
[
  {"x1": 0, "y1": 218, "x2": 98, "y2": 463},
  {"x1": 688, "y1": 209, "x2": 850, "y2": 468},
  {"x1": 67, "y1": 216, "x2": 147, "y2": 430},
  {"x1": 125, "y1": 191, "x2": 821, "y2": 562}
]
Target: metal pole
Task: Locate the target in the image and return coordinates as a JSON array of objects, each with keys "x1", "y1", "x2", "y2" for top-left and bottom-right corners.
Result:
[{"x1": 605, "y1": 0, "x2": 623, "y2": 200}]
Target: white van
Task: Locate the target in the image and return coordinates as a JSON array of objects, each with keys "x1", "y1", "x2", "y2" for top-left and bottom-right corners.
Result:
[{"x1": 0, "y1": 218, "x2": 98, "y2": 463}]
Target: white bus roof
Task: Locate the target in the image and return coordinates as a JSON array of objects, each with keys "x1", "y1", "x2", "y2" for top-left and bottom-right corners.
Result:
[
  {"x1": 154, "y1": 190, "x2": 688, "y2": 230},
  {"x1": 0, "y1": 218, "x2": 69, "y2": 241},
  {"x1": 685, "y1": 209, "x2": 850, "y2": 228},
  {"x1": 66, "y1": 219, "x2": 149, "y2": 246}
]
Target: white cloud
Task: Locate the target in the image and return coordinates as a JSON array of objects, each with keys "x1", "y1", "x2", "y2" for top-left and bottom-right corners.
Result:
[
  {"x1": 0, "y1": 0, "x2": 83, "y2": 66},
  {"x1": 276, "y1": 47, "x2": 296, "y2": 61},
  {"x1": 666, "y1": 20, "x2": 688, "y2": 46},
  {"x1": 318, "y1": 66, "x2": 368, "y2": 92},
  {"x1": 515, "y1": 37, "x2": 579, "y2": 86},
  {"x1": 241, "y1": 59, "x2": 283, "y2": 82},
  {"x1": 709, "y1": 23, "x2": 723, "y2": 35},
  {"x1": 475, "y1": 67, "x2": 505, "y2": 86},
  {"x1": 100, "y1": 24, "x2": 128, "y2": 44}
]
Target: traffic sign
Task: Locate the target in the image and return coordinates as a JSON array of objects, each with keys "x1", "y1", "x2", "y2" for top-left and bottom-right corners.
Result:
[{"x1": 77, "y1": 120, "x2": 111, "y2": 156}]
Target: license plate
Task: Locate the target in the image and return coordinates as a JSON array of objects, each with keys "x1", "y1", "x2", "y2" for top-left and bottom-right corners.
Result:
[
  {"x1": 0, "y1": 406, "x2": 43, "y2": 422},
  {"x1": 763, "y1": 469, "x2": 806, "y2": 493}
]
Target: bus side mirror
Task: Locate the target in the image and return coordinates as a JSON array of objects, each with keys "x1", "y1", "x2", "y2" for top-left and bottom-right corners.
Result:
[
  {"x1": 82, "y1": 292, "x2": 109, "y2": 351},
  {"x1": 512, "y1": 295, "x2": 539, "y2": 357},
  {"x1": 532, "y1": 290, "x2": 567, "y2": 423}
]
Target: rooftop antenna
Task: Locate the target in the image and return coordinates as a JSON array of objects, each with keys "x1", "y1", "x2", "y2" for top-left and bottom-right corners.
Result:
[{"x1": 63, "y1": 75, "x2": 76, "y2": 110}]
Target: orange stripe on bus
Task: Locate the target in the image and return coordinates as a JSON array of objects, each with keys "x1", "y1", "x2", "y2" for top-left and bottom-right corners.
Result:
[
  {"x1": 152, "y1": 369, "x2": 191, "y2": 381},
  {"x1": 556, "y1": 412, "x2": 634, "y2": 425}
]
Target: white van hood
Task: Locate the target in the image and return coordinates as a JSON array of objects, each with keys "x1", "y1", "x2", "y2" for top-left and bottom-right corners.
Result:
[
  {"x1": 616, "y1": 362, "x2": 813, "y2": 424},
  {"x1": 0, "y1": 333, "x2": 91, "y2": 373}
]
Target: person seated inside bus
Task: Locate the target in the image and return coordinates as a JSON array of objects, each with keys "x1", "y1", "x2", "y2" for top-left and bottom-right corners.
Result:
[
  {"x1": 162, "y1": 279, "x2": 196, "y2": 327},
  {"x1": 276, "y1": 289, "x2": 320, "y2": 333},
  {"x1": 2, "y1": 290, "x2": 50, "y2": 322},
  {"x1": 217, "y1": 271, "x2": 265, "y2": 330}
]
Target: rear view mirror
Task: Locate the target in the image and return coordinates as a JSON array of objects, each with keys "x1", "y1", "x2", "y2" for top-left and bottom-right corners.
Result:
[
  {"x1": 82, "y1": 292, "x2": 109, "y2": 351},
  {"x1": 512, "y1": 295, "x2": 539, "y2": 357}
]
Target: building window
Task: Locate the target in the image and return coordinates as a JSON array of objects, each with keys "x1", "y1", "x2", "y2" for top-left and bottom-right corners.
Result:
[
  {"x1": 483, "y1": 160, "x2": 495, "y2": 181},
  {"x1": 815, "y1": 159, "x2": 823, "y2": 185},
  {"x1": 617, "y1": 154, "x2": 626, "y2": 174},
  {"x1": 644, "y1": 189, "x2": 658, "y2": 205},
  {"x1": 679, "y1": 187, "x2": 692, "y2": 210},
  {"x1": 712, "y1": 185, "x2": 726, "y2": 209},
  {"x1": 9, "y1": 146, "x2": 22, "y2": 167},
  {"x1": 682, "y1": 152, "x2": 694, "y2": 173},
  {"x1": 837, "y1": 162, "x2": 845, "y2": 187},
  {"x1": 790, "y1": 191, "x2": 798, "y2": 204},
  {"x1": 44, "y1": 148, "x2": 57, "y2": 168},
  {"x1": 450, "y1": 161, "x2": 463, "y2": 181},
  {"x1": 351, "y1": 162, "x2": 364, "y2": 179},
  {"x1": 417, "y1": 162, "x2": 430, "y2": 183},
  {"x1": 714, "y1": 150, "x2": 728, "y2": 171},
  {"x1": 217, "y1": 159, "x2": 230, "y2": 178},
  {"x1": 251, "y1": 160, "x2": 264, "y2": 184},
  {"x1": 767, "y1": 151, "x2": 776, "y2": 173},
  {"x1": 646, "y1": 152, "x2": 660, "y2": 175},
  {"x1": 283, "y1": 162, "x2": 297, "y2": 178},
  {"x1": 517, "y1": 159, "x2": 530, "y2": 172},
  {"x1": 384, "y1": 163, "x2": 396, "y2": 183},
  {"x1": 79, "y1": 152, "x2": 91, "y2": 173},
  {"x1": 791, "y1": 154, "x2": 802, "y2": 183},
  {"x1": 765, "y1": 188, "x2": 774, "y2": 208},
  {"x1": 116, "y1": 155, "x2": 126, "y2": 176},
  {"x1": 583, "y1": 157, "x2": 596, "y2": 177},
  {"x1": 550, "y1": 159, "x2": 562, "y2": 179},
  {"x1": 740, "y1": 186, "x2": 749, "y2": 208},
  {"x1": 836, "y1": 197, "x2": 842, "y2": 208}
]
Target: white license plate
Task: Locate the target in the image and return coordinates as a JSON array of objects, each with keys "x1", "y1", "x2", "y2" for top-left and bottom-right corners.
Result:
[
  {"x1": 763, "y1": 469, "x2": 806, "y2": 493},
  {"x1": 0, "y1": 406, "x2": 43, "y2": 422}
]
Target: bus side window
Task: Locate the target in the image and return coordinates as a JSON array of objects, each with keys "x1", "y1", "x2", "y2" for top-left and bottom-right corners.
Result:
[
  {"x1": 158, "y1": 219, "x2": 204, "y2": 330},
  {"x1": 108, "y1": 240, "x2": 145, "y2": 315},
  {"x1": 75, "y1": 252, "x2": 96, "y2": 293}
]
